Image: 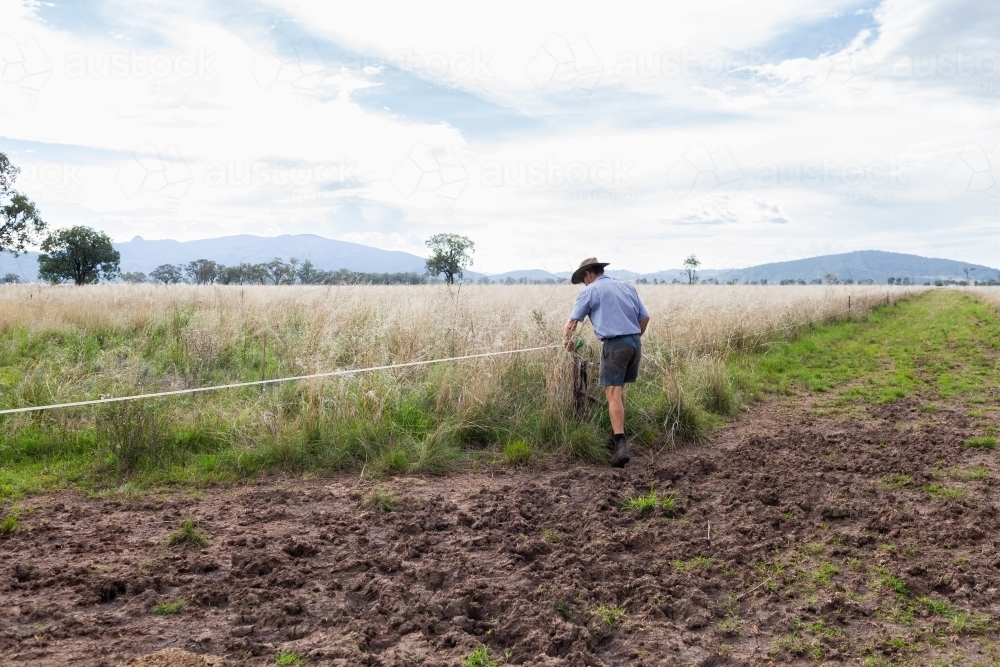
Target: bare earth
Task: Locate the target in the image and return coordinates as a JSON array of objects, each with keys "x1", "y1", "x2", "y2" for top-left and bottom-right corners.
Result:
[{"x1": 2, "y1": 394, "x2": 999, "y2": 666}]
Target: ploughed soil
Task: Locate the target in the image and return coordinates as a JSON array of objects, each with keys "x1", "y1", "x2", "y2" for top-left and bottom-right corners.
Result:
[{"x1": 3, "y1": 396, "x2": 1000, "y2": 666}]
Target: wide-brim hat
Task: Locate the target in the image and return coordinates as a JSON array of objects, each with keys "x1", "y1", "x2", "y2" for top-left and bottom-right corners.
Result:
[{"x1": 571, "y1": 257, "x2": 610, "y2": 284}]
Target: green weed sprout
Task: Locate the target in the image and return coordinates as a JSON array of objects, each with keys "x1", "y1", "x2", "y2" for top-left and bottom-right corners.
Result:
[
  {"x1": 463, "y1": 645, "x2": 497, "y2": 667},
  {"x1": 621, "y1": 485, "x2": 677, "y2": 512},
  {"x1": 154, "y1": 599, "x2": 186, "y2": 615},
  {"x1": 590, "y1": 604, "x2": 626, "y2": 627},
  {"x1": 275, "y1": 651, "x2": 303, "y2": 666}
]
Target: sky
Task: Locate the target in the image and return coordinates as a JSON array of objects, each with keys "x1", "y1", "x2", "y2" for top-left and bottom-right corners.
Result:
[{"x1": 0, "y1": 0, "x2": 997, "y2": 274}]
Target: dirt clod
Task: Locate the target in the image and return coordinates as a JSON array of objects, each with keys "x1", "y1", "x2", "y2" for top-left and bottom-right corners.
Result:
[{"x1": 117, "y1": 648, "x2": 227, "y2": 667}]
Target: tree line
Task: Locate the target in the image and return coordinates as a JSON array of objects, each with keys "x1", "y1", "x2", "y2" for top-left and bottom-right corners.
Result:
[{"x1": 125, "y1": 259, "x2": 429, "y2": 285}]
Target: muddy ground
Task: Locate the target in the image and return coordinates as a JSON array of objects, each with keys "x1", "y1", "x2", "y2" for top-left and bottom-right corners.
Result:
[{"x1": 2, "y1": 394, "x2": 1000, "y2": 666}]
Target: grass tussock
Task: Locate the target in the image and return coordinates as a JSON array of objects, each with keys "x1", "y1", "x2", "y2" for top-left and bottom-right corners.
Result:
[
  {"x1": 0, "y1": 283, "x2": 912, "y2": 497},
  {"x1": 963, "y1": 435, "x2": 997, "y2": 449},
  {"x1": 621, "y1": 485, "x2": 676, "y2": 512},
  {"x1": 154, "y1": 599, "x2": 186, "y2": 615},
  {"x1": 166, "y1": 520, "x2": 208, "y2": 548},
  {"x1": 0, "y1": 507, "x2": 18, "y2": 535},
  {"x1": 502, "y1": 439, "x2": 533, "y2": 466},
  {"x1": 673, "y1": 555, "x2": 714, "y2": 571},
  {"x1": 590, "y1": 604, "x2": 627, "y2": 627},
  {"x1": 361, "y1": 486, "x2": 397, "y2": 512},
  {"x1": 463, "y1": 646, "x2": 497, "y2": 667},
  {"x1": 274, "y1": 651, "x2": 303, "y2": 666},
  {"x1": 880, "y1": 473, "x2": 913, "y2": 489}
]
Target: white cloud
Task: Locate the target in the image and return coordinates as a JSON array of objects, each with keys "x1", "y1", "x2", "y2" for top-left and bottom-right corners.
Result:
[{"x1": 0, "y1": 0, "x2": 997, "y2": 274}]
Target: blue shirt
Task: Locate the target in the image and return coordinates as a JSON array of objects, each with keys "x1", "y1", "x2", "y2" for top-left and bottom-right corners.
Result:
[{"x1": 569, "y1": 275, "x2": 650, "y2": 340}]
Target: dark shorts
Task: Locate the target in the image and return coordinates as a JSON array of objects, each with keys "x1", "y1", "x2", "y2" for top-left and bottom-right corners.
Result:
[{"x1": 599, "y1": 334, "x2": 641, "y2": 386}]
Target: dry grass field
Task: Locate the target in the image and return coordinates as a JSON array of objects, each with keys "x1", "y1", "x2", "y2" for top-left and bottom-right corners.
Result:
[{"x1": 0, "y1": 283, "x2": 917, "y2": 497}]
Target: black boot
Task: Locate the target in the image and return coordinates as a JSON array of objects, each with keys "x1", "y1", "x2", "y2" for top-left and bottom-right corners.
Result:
[{"x1": 611, "y1": 436, "x2": 630, "y2": 468}]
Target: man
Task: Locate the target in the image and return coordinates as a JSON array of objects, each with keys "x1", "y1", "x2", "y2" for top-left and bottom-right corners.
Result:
[{"x1": 563, "y1": 257, "x2": 650, "y2": 468}]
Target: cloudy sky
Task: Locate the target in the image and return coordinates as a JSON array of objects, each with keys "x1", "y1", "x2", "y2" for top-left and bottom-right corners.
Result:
[{"x1": 1, "y1": 0, "x2": 997, "y2": 274}]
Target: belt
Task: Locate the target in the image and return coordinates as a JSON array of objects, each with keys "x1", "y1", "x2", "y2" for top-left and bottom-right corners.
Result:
[{"x1": 601, "y1": 333, "x2": 638, "y2": 342}]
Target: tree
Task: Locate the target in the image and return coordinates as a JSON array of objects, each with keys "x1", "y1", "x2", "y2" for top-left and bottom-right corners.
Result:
[
  {"x1": 185, "y1": 259, "x2": 219, "y2": 284},
  {"x1": 264, "y1": 257, "x2": 293, "y2": 285},
  {"x1": 218, "y1": 265, "x2": 243, "y2": 285},
  {"x1": 296, "y1": 259, "x2": 322, "y2": 284},
  {"x1": 122, "y1": 271, "x2": 147, "y2": 284},
  {"x1": 150, "y1": 264, "x2": 185, "y2": 284},
  {"x1": 242, "y1": 263, "x2": 270, "y2": 285},
  {"x1": 0, "y1": 152, "x2": 48, "y2": 255},
  {"x1": 3, "y1": 273, "x2": 20, "y2": 284},
  {"x1": 825, "y1": 273, "x2": 839, "y2": 285},
  {"x1": 425, "y1": 233, "x2": 474, "y2": 285},
  {"x1": 37, "y1": 226, "x2": 120, "y2": 285},
  {"x1": 682, "y1": 254, "x2": 700, "y2": 285}
]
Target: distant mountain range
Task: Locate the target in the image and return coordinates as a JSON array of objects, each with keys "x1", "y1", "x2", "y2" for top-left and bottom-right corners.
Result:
[
  {"x1": 1, "y1": 235, "x2": 996, "y2": 285},
  {"x1": 116, "y1": 234, "x2": 431, "y2": 275},
  {"x1": 708, "y1": 250, "x2": 997, "y2": 285},
  {"x1": 494, "y1": 251, "x2": 998, "y2": 285}
]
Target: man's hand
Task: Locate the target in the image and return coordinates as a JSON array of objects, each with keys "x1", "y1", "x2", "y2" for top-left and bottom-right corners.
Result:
[
  {"x1": 563, "y1": 318, "x2": 579, "y2": 351},
  {"x1": 639, "y1": 316, "x2": 650, "y2": 336}
]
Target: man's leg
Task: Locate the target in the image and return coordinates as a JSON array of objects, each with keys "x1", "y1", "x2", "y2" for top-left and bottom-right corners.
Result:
[
  {"x1": 606, "y1": 384, "x2": 630, "y2": 468},
  {"x1": 600, "y1": 339, "x2": 634, "y2": 468},
  {"x1": 605, "y1": 385, "x2": 625, "y2": 434}
]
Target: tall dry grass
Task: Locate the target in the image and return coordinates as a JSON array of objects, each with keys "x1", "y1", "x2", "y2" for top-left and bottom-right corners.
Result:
[
  {"x1": 0, "y1": 283, "x2": 923, "y2": 491},
  {"x1": 0, "y1": 282, "x2": 914, "y2": 359},
  {"x1": 963, "y1": 286, "x2": 1000, "y2": 309}
]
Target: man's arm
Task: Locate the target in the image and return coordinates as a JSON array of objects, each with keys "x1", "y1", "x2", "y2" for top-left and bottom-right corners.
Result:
[
  {"x1": 563, "y1": 319, "x2": 580, "y2": 350},
  {"x1": 633, "y1": 286, "x2": 650, "y2": 336},
  {"x1": 565, "y1": 287, "x2": 591, "y2": 350}
]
